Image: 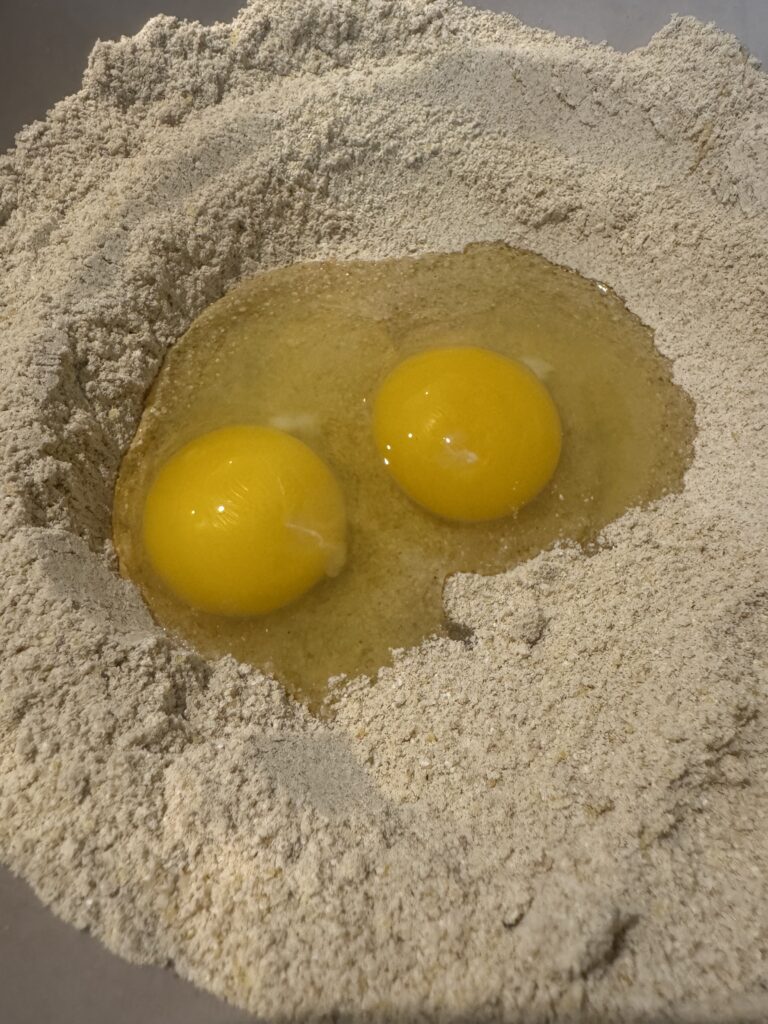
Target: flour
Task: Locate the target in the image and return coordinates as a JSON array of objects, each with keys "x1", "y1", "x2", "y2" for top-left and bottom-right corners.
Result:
[{"x1": 1, "y1": 1, "x2": 767, "y2": 1020}]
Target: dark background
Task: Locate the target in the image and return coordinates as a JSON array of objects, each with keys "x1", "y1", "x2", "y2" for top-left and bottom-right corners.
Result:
[{"x1": 0, "y1": 2, "x2": 763, "y2": 1022}]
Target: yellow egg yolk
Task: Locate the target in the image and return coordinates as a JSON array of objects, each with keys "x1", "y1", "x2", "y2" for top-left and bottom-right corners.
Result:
[
  {"x1": 372, "y1": 346, "x2": 562, "y2": 522},
  {"x1": 142, "y1": 425, "x2": 346, "y2": 616}
]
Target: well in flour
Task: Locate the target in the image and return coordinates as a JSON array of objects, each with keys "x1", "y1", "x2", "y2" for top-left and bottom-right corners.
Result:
[{"x1": 114, "y1": 243, "x2": 695, "y2": 705}]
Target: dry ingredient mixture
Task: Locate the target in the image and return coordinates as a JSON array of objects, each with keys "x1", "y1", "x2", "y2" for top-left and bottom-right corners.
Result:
[{"x1": 1, "y1": 1, "x2": 767, "y2": 1020}]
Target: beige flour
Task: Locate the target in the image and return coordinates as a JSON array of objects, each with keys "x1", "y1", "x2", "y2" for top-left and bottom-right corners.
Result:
[{"x1": 1, "y1": 1, "x2": 767, "y2": 1020}]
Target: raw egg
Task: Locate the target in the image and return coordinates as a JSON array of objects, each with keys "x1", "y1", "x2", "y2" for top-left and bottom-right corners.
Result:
[
  {"x1": 142, "y1": 425, "x2": 346, "y2": 616},
  {"x1": 373, "y1": 346, "x2": 562, "y2": 521},
  {"x1": 114, "y1": 244, "x2": 695, "y2": 703}
]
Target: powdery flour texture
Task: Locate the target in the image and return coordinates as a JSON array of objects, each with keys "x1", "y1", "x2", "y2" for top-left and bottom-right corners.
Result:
[{"x1": 1, "y1": 1, "x2": 767, "y2": 1020}]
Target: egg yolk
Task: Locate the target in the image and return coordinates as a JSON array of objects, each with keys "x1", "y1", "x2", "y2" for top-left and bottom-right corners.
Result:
[
  {"x1": 142, "y1": 425, "x2": 346, "y2": 616},
  {"x1": 372, "y1": 346, "x2": 562, "y2": 522}
]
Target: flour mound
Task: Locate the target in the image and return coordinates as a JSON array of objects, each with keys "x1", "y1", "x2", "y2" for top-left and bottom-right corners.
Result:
[{"x1": 1, "y1": 1, "x2": 767, "y2": 1020}]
